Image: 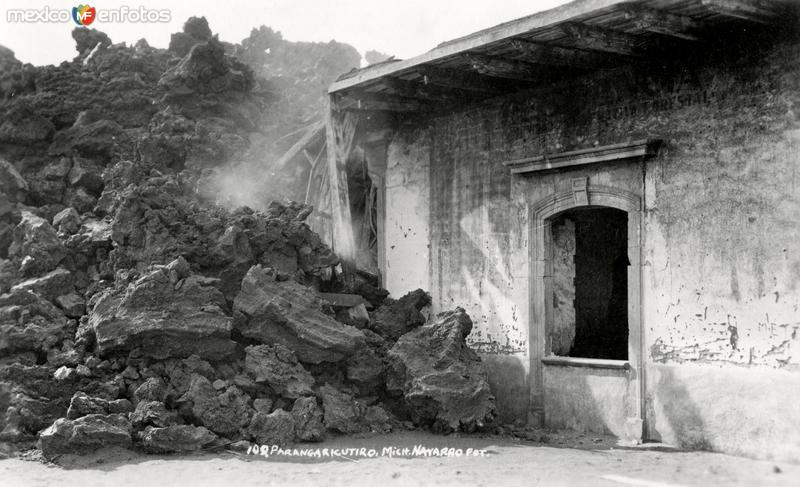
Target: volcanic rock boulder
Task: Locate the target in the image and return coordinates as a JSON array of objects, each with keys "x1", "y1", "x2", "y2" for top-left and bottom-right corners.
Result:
[
  {"x1": 0, "y1": 364, "x2": 122, "y2": 444},
  {"x1": 9, "y1": 267, "x2": 73, "y2": 300},
  {"x1": 260, "y1": 201, "x2": 339, "y2": 275},
  {"x1": 244, "y1": 344, "x2": 314, "y2": 399},
  {"x1": 252, "y1": 398, "x2": 272, "y2": 414},
  {"x1": 0, "y1": 159, "x2": 27, "y2": 259},
  {"x1": 177, "y1": 374, "x2": 252, "y2": 437},
  {"x1": 89, "y1": 257, "x2": 237, "y2": 360},
  {"x1": 72, "y1": 28, "x2": 112, "y2": 57},
  {"x1": 318, "y1": 385, "x2": 360, "y2": 434},
  {"x1": 233, "y1": 265, "x2": 366, "y2": 364},
  {"x1": 66, "y1": 392, "x2": 108, "y2": 419},
  {"x1": 130, "y1": 401, "x2": 180, "y2": 429},
  {"x1": 66, "y1": 392, "x2": 132, "y2": 420},
  {"x1": 22, "y1": 158, "x2": 70, "y2": 209},
  {"x1": 386, "y1": 308, "x2": 496, "y2": 432},
  {"x1": 362, "y1": 405, "x2": 393, "y2": 434},
  {"x1": 100, "y1": 165, "x2": 336, "y2": 287},
  {"x1": 8, "y1": 211, "x2": 66, "y2": 276},
  {"x1": 52, "y1": 208, "x2": 81, "y2": 235},
  {"x1": 169, "y1": 17, "x2": 213, "y2": 57},
  {"x1": 369, "y1": 289, "x2": 431, "y2": 341},
  {"x1": 318, "y1": 384, "x2": 392, "y2": 435},
  {"x1": 63, "y1": 217, "x2": 112, "y2": 263},
  {"x1": 248, "y1": 409, "x2": 294, "y2": 446},
  {"x1": 0, "y1": 384, "x2": 59, "y2": 444},
  {"x1": 159, "y1": 38, "x2": 252, "y2": 96},
  {"x1": 68, "y1": 158, "x2": 104, "y2": 196},
  {"x1": 0, "y1": 104, "x2": 54, "y2": 146},
  {"x1": 132, "y1": 377, "x2": 167, "y2": 405},
  {"x1": 49, "y1": 117, "x2": 131, "y2": 161},
  {"x1": 0, "y1": 158, "x2": 28, "y2": 203},
  {"x1": 140, "y1": 424, "x2": 217, "y2": 453},
  {"x1": 39, "y1": 414, "x2": 132, "y2": 459},
  {"x1": 0, "y1": 289, "x2": 72, "y2": 357},
  {"x1": 345, "y1": 346, "x2": 385, "y2": 394},
  {"x1": 291, "y1": 396, "x2": 324, "y2": 442},
  {"x1": 56, "y1": 293, "x2": 85, "y2": 319}
]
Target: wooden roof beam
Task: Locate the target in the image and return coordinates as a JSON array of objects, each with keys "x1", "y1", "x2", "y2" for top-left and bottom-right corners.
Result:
[
  {"x1": 619, "y1": 5, "x2": 703, "y2": 41},
  {"x1": 700, "y1": 0, "x2": 780, "y2": 24},
  {"x1": 377, "y1": 76, "x2": 478, "y2": 102},
  {"x1": 509, "y1": 38, "x2": 616, "y2": 69},
  {"x1": 556, "y1": 22, "x2": 644, "y2": 57},
  {"x1": 414, "y1": 66, "x2": 519, "y2": 94},
  {"x1": 336, "y1": 92, "x2": 425, "y2": 112},
  {"x1": 466, "y1": 53, "x2": 548, "y2": 82}
]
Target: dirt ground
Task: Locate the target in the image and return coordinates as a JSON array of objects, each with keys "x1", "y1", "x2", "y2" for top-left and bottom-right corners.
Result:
[{"x1": 1, "y1": 431, "x2": 797, "y2": 487}]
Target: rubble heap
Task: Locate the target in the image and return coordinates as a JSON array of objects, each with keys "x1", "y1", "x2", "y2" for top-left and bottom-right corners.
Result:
[{"x1": 0, "y1": 18, "x2": 495, "y2": 459}]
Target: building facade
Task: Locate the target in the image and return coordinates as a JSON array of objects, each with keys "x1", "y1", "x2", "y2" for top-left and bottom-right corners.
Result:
[{"x1": 326, "y1": 0, "x2": 800, "y2": 461}]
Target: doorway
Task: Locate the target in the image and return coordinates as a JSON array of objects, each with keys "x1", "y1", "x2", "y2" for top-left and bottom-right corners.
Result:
[
  {"x1": 549, "y1": 207, "x2": 629, "y2": 360},
  {"x1": 528, "y1": 185, "x2": 644, "y2": 441}
]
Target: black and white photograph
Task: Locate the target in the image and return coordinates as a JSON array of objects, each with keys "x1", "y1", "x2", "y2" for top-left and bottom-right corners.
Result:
[{"x1": 0, "y1": 0, "x2": 799, "y2": 485}]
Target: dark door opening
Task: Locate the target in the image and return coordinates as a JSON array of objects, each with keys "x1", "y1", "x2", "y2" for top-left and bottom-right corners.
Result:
[
  {"x1": 549, "y1": 207, "x2": 629, "y2": 360},
  {"x1": 346, "y1": 147, "x2": 379, "y2": 275}
]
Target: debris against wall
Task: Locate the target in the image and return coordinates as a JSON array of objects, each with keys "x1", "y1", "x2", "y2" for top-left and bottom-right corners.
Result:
[{"x1": 0, "y1": 18, "x2": 496, "y2": 459}]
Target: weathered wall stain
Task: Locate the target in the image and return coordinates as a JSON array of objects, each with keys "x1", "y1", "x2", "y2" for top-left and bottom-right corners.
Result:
[
  {"x1": 383, "y1": 127, "x2": 431, "y2": 296},
  {"x1": 731, "y1": 266, "x2": 741, "y2": 302},
  {"x1": 382, "y1": 20, "x2": 800, "y2": 459},
  {"x1": 385, "y1": 28, "x2": 800, "y2": 364},
  {"x1": 728, "y1": 323, "x2": 739, "y2": 350}
]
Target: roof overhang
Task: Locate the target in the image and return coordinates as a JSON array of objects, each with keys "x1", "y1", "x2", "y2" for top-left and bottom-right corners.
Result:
[{"x1": 328, "y1": 0, "x2": 794, "y2": 113}]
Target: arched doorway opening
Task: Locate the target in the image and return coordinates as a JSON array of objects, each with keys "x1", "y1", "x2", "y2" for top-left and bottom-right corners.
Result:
[
  {"x1": 528, "y1": 184, "x2": 644, "y2": 442},
  {"x1": 548, "y1": 207, "x2": 629, "y2": 360}
]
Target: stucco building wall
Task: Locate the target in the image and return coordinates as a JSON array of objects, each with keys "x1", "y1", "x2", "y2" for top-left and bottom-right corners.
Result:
[
  {"x1": 380, "y1": 25, "x2": 800, "y2": 461},
  {"x1": 383, "y1": 127, "x2": 431, "y2": 296}
]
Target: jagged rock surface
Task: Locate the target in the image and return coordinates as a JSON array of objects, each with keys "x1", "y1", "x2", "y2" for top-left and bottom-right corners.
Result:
[
  {"x1": 66, "y1": 392, "x2": 132, "y2": 420},
  {"x1": 89, "y1": 257, "x2": 236, "y2": 360},
  {"x1": 9, "y1": 211, "x2": 66, "y2": 276},
  {"x1": 234, "y1": 265, "x2": 366, "y2": 364},
  {"x1": 291, "y1": 396, "x2": 325, "y2": 442},
  {"x1": 368, "y1": 289, "x2": 431, "y2": 341},
  {"x1": 139, "y1": 424, "x2": 217, "y2": 453},
  {"x1": 319, "y1": 384, "x2": 392, "y2": 434},
  {"x1": 39, "y1": 414, "x2": 132, "y2": 459},
  {"x1": 248, "y1": 409, "x2": 295, "y2": 446},
  {"x1": 387, "y1": 308, "x2": 496, "y2": 433},
  {"x1": 0, "y1": 16, "x2": 496, "y2": 459},
  {"x1": 178, "y1": 374, "x2": 252, "y2": 437},
  {"x1": 244, "y1": 344, "x2": 314, "y2": 399},
  {"x1": 0, "y1": 289, "x2": 73, "y2": 356}
]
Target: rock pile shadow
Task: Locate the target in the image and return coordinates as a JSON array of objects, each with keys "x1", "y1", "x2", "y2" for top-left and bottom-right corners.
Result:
[{"x1": 0, "y1": 18, "x2": 496, "y2": 459}]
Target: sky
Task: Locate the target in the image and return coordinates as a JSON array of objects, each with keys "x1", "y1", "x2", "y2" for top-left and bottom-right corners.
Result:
[{"x1": 0, "y1": 0, "x2": 570, "y2": 66}]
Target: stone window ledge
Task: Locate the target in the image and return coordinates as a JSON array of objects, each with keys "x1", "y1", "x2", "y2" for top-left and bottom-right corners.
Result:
[{"x1": 542, "y1": 356, "x2": 631, "y2": 370}]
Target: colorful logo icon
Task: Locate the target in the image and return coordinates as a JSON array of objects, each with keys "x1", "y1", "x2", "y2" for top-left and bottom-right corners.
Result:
[{"x1": 72, "y1": 4, "x2": 96, "y2": 25}]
